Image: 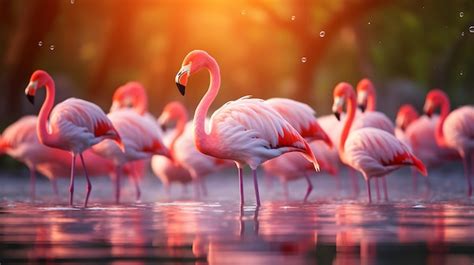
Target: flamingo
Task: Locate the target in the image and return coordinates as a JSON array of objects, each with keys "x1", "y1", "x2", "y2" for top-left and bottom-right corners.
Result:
[
  {"x1": 174, "y1": 50, "x2": 319, "y2": 206},
  {"x1": 262, "y1": 98, "x2": 334, "y2": 200},
  {"x1": 332, "y1": 82, "x2": 427, "y2": 202},
  {"x1": 156, "y1": 101, "x2": 230, "y2": 197},
  {"x1": 92, "y1": 110, "x2": 170, "y2": 203},
  {"x1": 24, "y1": 70, "x2": 123, "y2": 207},
  {"x1": 423, "y1": 89, "x2": 474, "y2": 196},
  {"x1": 354, "y1": 78, "x2": 394, "y2": 134}
]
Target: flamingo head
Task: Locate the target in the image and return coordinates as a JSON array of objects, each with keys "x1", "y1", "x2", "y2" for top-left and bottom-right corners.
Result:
[
  {"x1": 423, "y1": 89, "x2": 449, "y2": 118},
  {"x1": 25, "y1": 70, "x2": 52, "y2": 105},
  {"x1": 356, "y1": 78, "x2": 375, "y2": 113},
  {"x1": 158, "y1": 101, "x2": 188, "y2": 130},
  {"x1": 110, "y1": 81, "x2": 147, "y2": 115},
  {"x1": 396, "y1": 104, "x2": 419, "y2": 131},
  {"x1": 332, "y1": 82, "x2": 355, "y2": 121},
  {"x1": 176, "y1": 50, "x2": 213, "y2": 96}
]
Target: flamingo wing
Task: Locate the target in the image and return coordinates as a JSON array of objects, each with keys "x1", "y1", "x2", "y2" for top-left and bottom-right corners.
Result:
[
  {"x1": 345, "y1": 128, "x2": 427, "y2": 178},
  {"x1": 266, "y1": 98, "x2": 332, "y2": 147},
  {"x1": 209, "y1": 96, "x2": 318, "y2": 168},
  {"x1": 49, "y1": 98, "x2": 122, "y2": 152}
]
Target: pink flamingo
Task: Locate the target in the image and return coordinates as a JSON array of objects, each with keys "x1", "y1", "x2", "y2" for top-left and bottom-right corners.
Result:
[
  {"x1": 156, "y1": 101, "x2": 230, "y2": 197},
  {"x1": 332, "y1": 82, "x2": 427, "y2": 203},
  {"x1": 24, "y1": 70, "x2": 123, "y2": 207},
  {"x1": 92, "y1": 110, "x2": 170, "y2": 203},
  {"x1": 354, "y1": 78, "x2": 394, "y2": 134},
  {"x1": 175, "y1": 50, "x2": 319, "y2": 206},
  {"x1": 262, "y1": 98, "x2": 334, "y2": 200},
  {"x1": 423, "y1": 89, "x2": 474, "y2": 196}
]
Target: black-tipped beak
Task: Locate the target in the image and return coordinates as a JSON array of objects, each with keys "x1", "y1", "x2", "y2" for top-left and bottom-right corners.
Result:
[
  {"x1": 358, "y1": 104, "x2": 366, "y2": 113},
  {"x1": 333, "y1": 112, "x2": 341, "y2": 121},
  {"x1": 176, "y1": 83, "x2": 186, "y2": 96},
  {"x1": 26, "y1": 94, "x2": 35, "y2": 105}
]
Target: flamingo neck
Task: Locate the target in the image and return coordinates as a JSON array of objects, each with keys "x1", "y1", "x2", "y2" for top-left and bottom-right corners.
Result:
[
  {"x1": 435, "y1": 97, "x2": 450, "y2": 147},
  {"x1": 169, "y1": 108, "x2": 188, "y2": 155},
  {"x1": 339, "y1": 94, "x2": 356, "y2": 160},
  {"x1": 193, "y1": 57, "x2": 220, "y2": 153},
  {"x1": 367, "y1": 90, "x2": 376, "y2": 112},
  {"x1": 37, "y1": 79, "x2": 56, "y2": 147}
]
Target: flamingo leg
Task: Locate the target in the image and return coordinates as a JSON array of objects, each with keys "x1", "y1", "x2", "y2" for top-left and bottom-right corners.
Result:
[
  {"x1": 80, "y1": 153, "x2": 92, "y2": 208},
  {"x1": 115, "y1": 166, "x2": 121, "y2": 204},
  {"x1": 194, "y1": 180, "x2": 202, "y2": 199},
  {"x1": 349, "y1": 168, "x2": 360, "y2": 196},
  {"x1": 238, "y1": 167, "x2": 244, "y2": 206},
  {"x1": 69, "y1": 154, "x2": 77, "y2": 206},
  {"x1": 375, "y1": 178, "x2": 381, "y2": 201},
  {"x1": 335, "y1": 174, "x2": 341, "y2": 194},
  {"x1": 29, "y1": 167, "x2": 36, "y2": 201},
  {"x1": 51, "y1": 178, "x2": 59, "y2": 197},
  {"x1": 132, "y1": 172, "x2": 141, "y2": 201},
  {"x1": 283, "y1": 181, "x2": 289, "y2": 200},
  {"x1": 382, "y1": 176, "x2": 389, "y2": 201},
  {"x1": 252, "y1": 169, "x2": 261, "y2": 206},
  {"x1": 200, "y1": 178, "x2": 208, "y2": 197},
  {"x1": 411, "y1": 168, "x2": 418, "y2": 194},
  {"x1": 366, "y1": 178, "x2": 372, "y2": 203},
  {"x1": 303, "y1": 174, "x2": 313, "y2": 202},
  {"x1": 462, "y1": 154, "x2": 472, "y2": 197}
]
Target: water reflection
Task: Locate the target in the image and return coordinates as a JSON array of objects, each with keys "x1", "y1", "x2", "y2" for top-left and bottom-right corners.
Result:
[{"x1": 1, "y1": 201, "x2": 474, "y2": 264}]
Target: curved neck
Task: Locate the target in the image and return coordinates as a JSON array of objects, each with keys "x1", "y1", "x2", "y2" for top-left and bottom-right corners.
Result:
[
  {"x1": 367, "y1": 90, "x2": 376, "y2": 111},
  {"x1": 169, "y1": 109, "x2": 188, "y2": 155},
  {"x1": 193, "y1": 57, "x2": 220, "y2": 152},
  {"x1": 435, "y1": 97, "x2": 450, "y2": 147},
  {"x1": 339, "y1": 93, "x2": 356, "y2": 158},
  {"x1": 37, "y1": 79, "x2": 56, "y2": 146}
]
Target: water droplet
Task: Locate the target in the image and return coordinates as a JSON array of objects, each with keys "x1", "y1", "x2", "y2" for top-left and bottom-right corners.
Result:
[
  {"x1": 291, "y1": 15, "x2": 296, "y2": 21},
  {"x1": 319, "y1": 31, "x2": 325, "y2": 37},
  {"x1": 241, "y1": 10, "x2": 246, "y2": 16},
  {"x1": 38, "y1": 41, "x2": 43, "y2": 47},
  {"x1": 301, "y1": 57, "x2": 307, "y2": 63},
  {"x1": 71, "y1": 0, "x2": 75, "y2": 4},
  {"x1": 368, "y1": 21, "x2": 371, "y2": 25},
  {"x1": 459, "y1": 11, "x2": 464, "y2": 18},
  {"x1": 461, "y1": 31, "x2": 465, "y2": 36},
  {"x1": 49, "y1": 45, "x2": 55, "y2": 51},
  {"x1": 470, "y1": 26, "x2": 474, "y2": 33},
  {"x1": 460, "y1": 71, "x2": 463, "y2": 76}
]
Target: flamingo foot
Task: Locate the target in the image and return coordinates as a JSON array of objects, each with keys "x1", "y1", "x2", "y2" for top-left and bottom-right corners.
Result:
[
  {"x1": 303, "y1": 174, "x2": 313, "y2": 203},
  {"x1": 252, "y1": 169, "x2": 261, "y2": 206}
]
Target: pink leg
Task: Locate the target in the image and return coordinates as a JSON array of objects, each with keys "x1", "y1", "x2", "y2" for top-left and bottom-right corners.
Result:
[
  {"x1": 366, "y1": 178, "x2": 372, "y2": 203},
  {"x1": 335, "y1": 174, "x2": 341, "y2": 193},
  {"x1": 51, "y1": 178, "x2": 59, "y2": 197},
  {"x1": 80, "y1": 153, "x2": 92, "y2": 208},
  {"x1": 303, "y1": 174, "x2": 313, "y2": 202},
  {"x1": 238, "y1": 167, "x2": 244, "y2": 206},
  {"x1": 69, "y1": 154, "x2": 77, "y2": 206},
  {"x1": 283, "y1": 181, "x2": 289, "y2": 200},
  {"x1": 252, "y1": 169, "x2": 261, "y2": 206},
  {"x1": 115, "y1": 166, "x2": 121, "y2": 204},
  {"x1": 375, "y1": 178, "x2": 381, "y2": 201},
  {"x1": 412, "y1": 168, "x2": 418, "y2": 193},
  {"x1": 194, "y1": 181, "x2": 202, "y2": 199},
  {"x1": 133, "y1": 173, "x2": 141, "y2": 201},
  {"x1": 29, "y1": 168, "x2": 36, "y2": 201},
  {"x1": 349, "y1": 168, "x2": 360, "y2": 196},
  {"x1": 200, "y1": 179, "x2": 208, "y2": 197},
  {"x1": 382, "y1": 176, "x2": 388, "y2": 201},
  {"x1": 463, "y1": 155, "x2": 472, "y2": 197}
]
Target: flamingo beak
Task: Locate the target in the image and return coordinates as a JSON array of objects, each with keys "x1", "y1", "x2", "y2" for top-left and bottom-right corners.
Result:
[
  {"x1": 333, "y1": 112, "x2": 341, "y2": 121},
  {"x1": 25, "y1": 81, "x2": 37, "y2": 105},
  {"x1": 175, "y1": 63, "x2": 191, "y2": 96},
  {"x1": 358, "y1": 104, "x2": 366, "y2": 113}
]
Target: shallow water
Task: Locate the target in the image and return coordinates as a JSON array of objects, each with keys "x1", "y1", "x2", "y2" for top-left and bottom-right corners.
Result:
[{"x1": 1, "y1": 167, "x2": 474, "y2": 264}]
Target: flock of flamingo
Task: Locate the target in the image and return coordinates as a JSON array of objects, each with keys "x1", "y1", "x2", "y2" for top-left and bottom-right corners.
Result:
[{"x1": 0, "y1": 50, "x2": 473, "y2": 207}]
